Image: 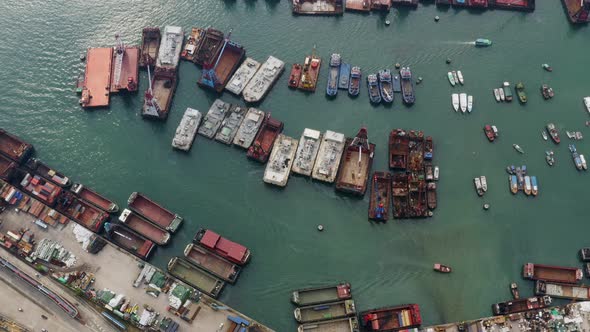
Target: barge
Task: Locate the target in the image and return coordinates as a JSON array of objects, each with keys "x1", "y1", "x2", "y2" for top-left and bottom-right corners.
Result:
[
  {"x1": 242, "y1": 56, "x2": 285, "y2": 103},
  {"x1": 492, "y1": 296, "x2": 551, "y2": 315},
  {"x1": 492, "y1": 0, "x2": 535, "y2": 12},
  {"x1": 139, "y1": 27, "x2": 160, "y2": 68},
  {"x1": 198, "y1": 99, "x2": 231, "y2": 139},
  {"x1": 0, "y1": 155, "x2": 16, "y2": 181},
  {"x1": 392, "y1": 173, "x2": 409, "y2": 219},
  {"x1": 193, "y1": 228, "x2": 251, "y2": 265},
  {"x1": 392, "y1": 0, "x2": 418, "y2": 7},
  {"x1": 389, "y1": 129, "x2": 409, "y2": 170},
  {"x1": 346, "y1": 0, "x2": 372, "y2": 12},
  {"x1": 127, "y1": 192, "x2": 183, "y2": 233},
  {"x1": 289, "y1": 64, "x2": 303, "y2": 88},
  {"x1": 193, "y1": 28, "x2": 224, "y2": 66},
  {"x1": 24, "y1": 158, "x2": 70, "y2": 187},
  {"x1": 561, "y1": 0, "x2": 590, "y2": 23},
  {"x1": 335, "y1": 127, "x2": 376, "y2": 196},
  {"x1": 295, "y1": 300, "x2": 356, "y2": 324},
  {"x1": 292, "y1": 282, "x2": 352, "y2": 306},
  {"x1": 292, "y1": 129, "x2": 322, "y2": 176},
  {"x1": 118, "y1": 208, "x2": 170, "y2": 246},
  {"x1": 292, "y1": 0, "x2": 344, "y2": 15},
  {"x1": 408, "y1": 130, "x2": 424, "y2": 172},
  {"x1": 14, "y1": 170, "x2": 62, "y2": 206},
  {"x1": 247, "y1": 114, "x2": 284, "y2": 163},
  {"x1": 326, "y1": 53, "x2": 341, "y2": 96},
  {"x1": 263, "y1": 134, "x2": 298, "y2": 187},
  {"x1": 298, "y1": 49, "x2": 322, "y2": 92},
  {"x1": 184, "y1": 243, "x2": 241, "y2": 283},
  {"x1": 198, "y1": 34, "x2": 246, "y2": 93},
  {"x1": 172, "y1": 108, "x2": 202, "y2": 151},
  {"x1": 79, "y1": 47, "x2": 113, "y2": 108},
  {"x1": 109, "y1": 36, "x2": 139, "y2": 93},
  {"x1": 368, "y1": 172, "x2": 391, "y2": 222},
  {"x1": 180, "y1": 27, "x2": 203, "y2": 62},
  {"x1": 311, "y1": 130, "x2": 346, "y2": 183},
  {"x1": 71, "y1": 183, "x2": 119, "y2": 213},
  {"x1": 167, "y1": 257, "x2": 224, "y2": 298},
  {"x1": 339, "y1": 63, "x2": 351, "y2": 90},
  {"x1": 226, "y1": 57, "x2": 260, "y2": 95},
  {"x1": 535, "y1": 280, "x2": 590, "y2": 300},
  {"x1": 0, "y1": 129, "x2": 33, "y2": 164},
  {"x1": 233, "y1": 108, "x2": 265, "y2": 148},
  {"x1": 427, "y1": 182, "x2": 437, "y2": 210},
  {"x1": 408, "y1": 173, "x2": 428, "y2": 218},
  {"x1": 104, "y1": 222, "x2": 155, "y2": 259},
  {"x1": 523, "y1": 263, "x2": 583, "y2": 284},
  {"x1": 360, "y1": 304, "x2": 422, "y2": 331},
  {"x1": 214, "y1": 105, "x2": 246, "y2": 145},
  {"x1": 142, "y1": 67, "x2": 177, "y2": 120},
  {"x1": 56, "y1": 191, "x2": 109, "y2": 232},
  {"x1": 298, "y1": 317, "x2": 359, "y2": 332}
]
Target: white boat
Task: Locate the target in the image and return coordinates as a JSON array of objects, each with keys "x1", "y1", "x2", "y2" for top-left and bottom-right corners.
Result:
[
  {"x1": 480, "y1": 176, "x2": 487, "y2": 192},
  {"x1": 242, "y1": 56, "x2": 285, "y2": 103},
  {"x1": 311, "y1": 130, "x2": 346, "y2": 183},
  {"x1": 447, "y1": 72, "x2": 456, "y2": 86},
  {"x1": 581, "y1": 155, "x2": 588, "y2": 170},
  {"x1": 499, "y1": 88, "x2": 505, "y2": 101},
  {"x1": 513, "y1": 144, "x2": 524, "y2": 154},
  {"x1": 197, "y1": 99, "x2": 230, "y2": 139},
  {"x1": 452, "y1": 71, "x2": 459, "y2": 84},
  {"x1": 171, "y1": 108, "x2": 202, "y2": 151},
  {"x1": 474, "y1": 177, "x2": 483, "y2": 196},
  {"x1": 292, "y1": 129, "x2": 322, "y2": 176},
  {"x1": 434, "y1": 166, "x2": 439, "y2": 181},
  {"x1": 459, "y1": 93, "x2": 468, "y2": 113},
  {"x1": 233, "y1": 108, "x2": 265, "y2": 149},
  {"x1": 493, "y1": 88, "x2": 500, "y2": 102},
  {"x1": 452, "y1": 94, "x2": 460, "y2": 112},
  {"x1": 263, "y1": 134, "x2": 298, "y2": 187},
  {"x1": 457, "y1": 71, "x2": 464, "y2": 85},
  {"x1": 491, "y1": 125, "x2": 499, "y2": 137},
  {"x1": 467, "y1": 95, "x2": 473, "y2": 113},
  {"x1": 542, "y1": 131, "x2": 548, "y2": 141},
  {"x1": 584, "y1": 97, "x2": 590, "y2": 114},
  {"x1": 226, "y1": 57, "x2": 261, "y2": 95},
  {"x1": 524, "y1": 176, "x2": 532, "y2": 195}
]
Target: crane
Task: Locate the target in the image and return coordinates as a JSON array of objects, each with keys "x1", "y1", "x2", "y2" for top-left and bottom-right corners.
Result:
[{"x1": 113, "y1": 34, "x2": 125, "y2": 89}]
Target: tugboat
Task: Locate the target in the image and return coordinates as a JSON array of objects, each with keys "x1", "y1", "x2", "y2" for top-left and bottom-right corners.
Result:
[
  {"x1": 503, "y1": 82, "x2": 513, "y2": 102},
  {"x1": 475, "y1": 38, "x2": 492, "y2": 47},
  {"x1": 541, "y1": 84, "x2": 554, "y2": 99},
  {"x1": 447, "y1": 72, "x2": 456, "y2": 86},
  {"x1": 513, "y1": 144, "x2": 524, "y2": 154},
  {"x1": 400, "y1": 67, "x2": 415, "y2": 105},
  {"x1": 546, "y1": 123, "x2": 560, "y2": 144},
  {"x1": 515, "y1": 82, "x2": 527, "y2": 103},
  {"x1": 288, "y1": 63, "x2": 302, "y2": 88},
  {"x1": 542, "y1": 63, "x2": 553, "y2": 72},
  {"x1": 298, "y1": 47, "x2": 322, "y2": 92},
  {"x1": 367, "y1": 74, "x2": 381, "y2": 104},
  {"x1": 348, "y1": 66, "x2": 361, "y2": 97},
  {"x1": 378, "y1": 69, "x2": 394, "y2": 103},
  {"x1": 510, "y1": 283, "x2": 520, "y2": 299},
  {"x1": 326, "y1": 53, "x2": 341, "y2": 96},
  {"x1": 433, "y1": 263, "x2": 451, "y2": 273},
  {"x1": 545, "y1": 150, "x2": 555, "y2": 166},
  {"x1": 484, "y1": 125, "x2": 495, "y2": 142}
]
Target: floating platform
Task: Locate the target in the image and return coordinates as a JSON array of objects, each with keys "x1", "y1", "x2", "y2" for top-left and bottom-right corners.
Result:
[
  {"x1": 226, "y1": 58, "x2": 260, "y2": 95},
  {"x1": 184, "y1": 243, "x2": 241, "y2": 283},
  {"x1": 71, "y1": 183, "x2": 119, "y2": 213},
  {"x1": 345, "y1": 0, "x2": 372, "y2": 12},
  {"x1": 80, "y1": 47, "x2": 113, "y2": 108},
  {"x1": 110, "y1": 46, "x2": 139, "y2": 93},
  {"x1": 335, "y1": 128, "x2": 375, "y2": 196},
  {"x1": 292, "y1": 0, "x2": 344, "y2": 15},
  {"x1": 490, "y1": 0, "x2": 534, "y2": 11},
  {"x1": 523, "y1": 263, "x2": 583, "y2": 284},
  {"x1": 561, "y1": 0, "x2": 590, "y2": 23}
]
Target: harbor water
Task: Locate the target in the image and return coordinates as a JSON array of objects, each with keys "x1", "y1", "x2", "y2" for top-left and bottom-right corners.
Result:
[{"x1": 1, "y1": 1, "x2": 589, "y2": 330}]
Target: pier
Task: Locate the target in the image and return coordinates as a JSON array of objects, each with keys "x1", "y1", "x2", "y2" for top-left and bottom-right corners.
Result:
[{"x1": 80, "y1": 48, "x2": 112, "y2": 108}]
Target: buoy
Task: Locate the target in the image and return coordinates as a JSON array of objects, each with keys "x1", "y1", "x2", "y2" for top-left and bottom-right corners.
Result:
[
  {"x1": 80, "y1": 54, "x2": 86, "y2": 61},
  {"x1": 385, "y1": 20, "x2": 391, "y2": 26},
  {"x1": 317, "y1": 225, "x2": 324, "y2": 231},
  {"x1": 395, "y1": 63, "x2": 401, "y2": 69},
  {"x1": 435, "y1": 16, "x2": 440, "y2": 22},
  {"x1": 446, "y1": 58, "x2": 452, "y2": 64},
  {"x1": 417, "y1": 77, "x2": 423, "y2": 84},
  {"x1": 483, "y1": 203, "x2": 490, "y2": 210}
]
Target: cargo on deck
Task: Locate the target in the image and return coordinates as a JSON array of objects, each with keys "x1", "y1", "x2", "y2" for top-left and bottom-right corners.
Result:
[{"x1": 193, "y1": 228, "x2": 251, "y2": 265}]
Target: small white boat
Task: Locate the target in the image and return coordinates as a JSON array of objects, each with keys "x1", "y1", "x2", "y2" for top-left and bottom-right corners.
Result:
[
  {"x1": 566, "y1": 131, "x2": 574, "y2": 139},
  {"x1": 452, "y1": 71, "x2": 459, "y2": 84},
  {"x1": 457, "y1": 71, "x2": 464, "y2": 85},
  {"x1": 459, "y1": 93, "x2": 467, "y2": 113},
  {"x1": 447, "y1": 72, "x2": 456, "y2": 86},
  {"x1": 581, "y1": 155, "x2": 588, "y2": 170},
  {"x1": 467, "y1": 95, "x2": 473, "y2": 113},
  {"x1": 492, "y1": 125, "x2": 499, "y2": 137},
  {"x1": 584, "y1": 97, "x2": 590, "y2": 114},
  {"x1": 434, "y1": 166, "x2": 439, "y2": 181},
  {"x1": 499, "y1": 88, "x2": 505, "y2": 101},
  {"x1": 541, "y1": 131, "x2": 548, "y2": 141},
  {"x1": 493, "y1": 89, "x2": 501, "y2": 102},
  {"x1": 452, "y1": 94, "x2": 459, "y2": 112},
  {"x1": 513, "y1": 144, "x2": 524, "y2": 154},
  {"x1": 480, "y1": 176, "x2": 487, "y2": 192}
]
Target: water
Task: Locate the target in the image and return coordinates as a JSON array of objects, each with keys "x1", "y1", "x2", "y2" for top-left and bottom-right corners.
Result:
[{"x1": 1, "y1": 1, "x2": 589, "y2": 330}]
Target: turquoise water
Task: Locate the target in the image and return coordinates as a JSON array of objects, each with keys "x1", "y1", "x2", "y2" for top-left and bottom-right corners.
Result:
[{"x1": 1, "y1": 1, "x2": 589, "y2": 330}]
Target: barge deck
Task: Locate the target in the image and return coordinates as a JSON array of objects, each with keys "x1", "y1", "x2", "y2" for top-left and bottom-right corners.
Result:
[
  {"x1": 167, "y1": 257, "x2": 225, "y2": 298},
  {"x1": 127, "y1": 192, "x2": 183, "y2": 233},
  {"x1": 198, "y1": 35, "x2": 246, "y2": 93},
  {"x1": 71, "y1": 183, "x2": 119, "y2": 213},
  {"x1": 118, "y1": 208, "x2": 171, "y2": 246},
  {"x1": 247, "y1": 114, "x2": 284, "y2": 163},
  {"x1": 369, "y1": 172, "x2": 391, "y2": 222},
  {"x1": 292, "y1": 129, "x2": 322, "y2": 176},
  {"x1": 523, "y1": 263, "x2": 583, "y2": 284},
  {"x1": 109, "y1": 43, "x2": 139, "y2": 93},
  {"x1": 298, "y1": 317, "x2": 360, "y2": 332},
  {"x1": 492, "y1": 296, "x2": 551, "y2": 315},
  {"x1": 335, "y1": 127, "x2": 375, "y2": 196},
  {"x1": 104, "y1": 222, "x2": 155, "y2": 260},
  {"x1": 295, "y1": 300, "x2": 356, "y2": 323},
  {"x1": 193, "y1": 228, "x2": 251, "y2": 265},
  {"x1": 55, "y1": 191, "x2": 109, "y2": 232},
  {"x1": 184, "y1": 243, "x2": 241, "y2": 283},
  {"x1": 193, "y1": 28, "x2": 224, "y2": 66},
  {"x1": 80, "y1": 48, "x2": 113, "y2": 108},
  {"x1": 0, "y1": 129, "x2": 34, "y2": 164},
  {"x1": 139, "y1": 27, "x2": 160, "y2": 67},
  {"x1": 291, "y1": 282, "x2": 352, "y2": 306},
  {"x1": 535, "y1": 280, "x2": 590, "y2": 300},
  {"x1": 345, "y1": 0, "x2": 372, "y2": 12},
  {"x1": 226, "y1": 57, "x2": 261, "y2": 95},
  {"x1": 561, "y1": 0, "x2": 590, "y2": 23},
  {"x1": 292, "y1": 0, "x2": 344, "y2": 15},
  {"x1": 263, "y1": 134, "x2": 298, "y2": 187}
]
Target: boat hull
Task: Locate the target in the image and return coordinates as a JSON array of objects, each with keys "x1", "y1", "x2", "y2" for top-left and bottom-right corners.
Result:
[{"x1": 368, "y1": 172, "x2": 391, "y2": 221}]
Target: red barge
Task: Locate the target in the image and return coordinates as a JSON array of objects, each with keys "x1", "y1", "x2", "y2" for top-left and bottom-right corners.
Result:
[
  {"x1": 247, "y1": 114, "x2": 284, "y2": 163},
  {"x1": 0, "y1": 129, "x2": 34, "y2": 164},
  {"x1": 193, "y1": 228, "x2": 251, "y2": 265},
  {"x1": 492, "y1": 296, "x2": 551, "y2": 315},
  {"x1": 104, "y1": 222, "x2": 155, "y2": 260},
  {"x1": 523, "y1": 263, "x2": 583, "y2": 284},
  {"x1": 198, "y1": 34, "x2": 246, "y2": 93},
  {"x1": 139, "y1": 27, "x2": 160, "y2": 68},
  {"x1": 368, "y1": 172, "x2": 391, "y2": 222},
  {"x1": 55, "y1": 191, "x2": 109, "y2": 232},
  {"x1": 335, "y1": 127, "x2": 375, "y2": 196},
  {"x1": 79, "y1": 47, "x2": 113, "y2": 108},
  {"x1": 392, "y1": 173, "x2": 409, "y2": 219},
  {"x1": 389, "y1": 129, "x2": 409, "y2": 170},
  {"x1": 0, "y1": 154, "x2": 16, "y2": 181},
  {"x1": 361, "y1": 304, "x2": 422, "y2": 331},
  {"x1": 184, "y1": 243, "x2": 241, "y2": 283},
  {"x1": 24, "y1": 158, "x2": 70, "y2": 188},
  {"x1": 14, "y1": 170, "x2": 62, "y2": 206},
  {"x1": 288, "y1": 63, "x2": 302, "y2": 88},
  {"x1": 561, "y1": 0, "x2": 590, "y2": 23},
  {"x1": 71, "y1": 183, "x2": 119, "y2": 213},
  {"x1": 109, "y1": 42, "x2": 139, "y2": 93},
  {"x1": 118, "y1": 209, "x2": 170, "y2": 246},
  {"x1": 127, "y1": 192, "x2": 183, "y2": 233}
]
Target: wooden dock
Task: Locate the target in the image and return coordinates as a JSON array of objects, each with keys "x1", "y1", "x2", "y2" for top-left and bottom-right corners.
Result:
[{"x1": 81, "y1": 47, "x2": 113, "y2": 108}]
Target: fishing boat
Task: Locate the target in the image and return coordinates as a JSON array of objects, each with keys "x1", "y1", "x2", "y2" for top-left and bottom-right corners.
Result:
[
  {"x1": 193, "y1": 228, "x2": 251, "y2": 265},
  {"x1": 311, "y1": 130, "x2": 346, "y2": 183},
  {"x1": 499, "y1": 87, "x2": 505, "y2": 101},
  {"x1": 292, "y1": 128, "x2": 322, "y2": 177},
  {"x1": 503, "y1": 82, "x2": 513, "y2": 102},
  {"x1": 400, "y1": 67, "x2": 415, "y2": 105},
  {"x1": 584, "y1": 97, "x2": 590, "y2": 114},
  {"x1": 457, "y1": 70, "x2": 464, "y2": 85},
  {"x1": 392, "y1": 74, "x2": 401, "y2": 92},
  {"x1": 198, "y1": 99, "x2": 231, "y2": 139},
  {"x1": 523, "y1": 263, "x2": 583, "y2": 284},
  {"x1": 291, "y1": 282, "x2": 352, "y2": 306},
  {"x1": 546, "y1": 123, "x2": 561, "y2": 144},
  {"x1": 434, "y1": 166, "x2": 439, "y2": 181},
  {"x1": 511, "y1": 283, "x2": 520, "y2": 299},
  {"x1": 546, "y1": 150, "x2": 555, "y2": 166},
  {"x1": 298, "y1": 48, "x2": 321, "y2": 92},
  {"x1": 515, "y1": 82, "x2": 527, "y2": 103},
  {"x1": 451, "y1": 94, "x2": 459, "y2": 112},
  {"x1": 348, "y1": 66, "x2": 361, "y2": 96},
  {"x1": 447, "y1": 72, "x2": 456, "y2": 86},
  {"x1": 541, "y1": 84, "x2": 554, "y2": 99},
  {"x1": 172, "y1": 108, "x2": 202, "y2": 151},
  {"x1": 467, "y1": 95, "x2": 473, "y2": 112},
  {"x1": 475, "y1": 38, "x2": 492, "y2": 47},
  {"x1": 294, "y1": 300, "x2": 356, "y2": 324},
  {"x1": 524, "y1": 176, "x2": 532, "y2": 196},
  {"x1": 569, "y1": 145, "x2": 584, "y2": 171},
  {"x1": 542, "y1": 63, "x2": 553, "y2": 72},
  {"x1": 71, "y1": 183, "x2": 119, "y2": 213},
  {"x1": 474, "y1": 177, "x2": 484, "y2": 196},
  {"x1": 510, "y1": 175, "x2": 518, "y2": 194},
  {"x1": 226, "y1": 57, "x2": 260, "y2": 95},
  {"x1": 184, "y1": 243, "x2": 241, "y2": 283},
  {"x1": 484, "y1": 125, "x2": 495, "y2": 142},
  {"x1": 368, "y1": 172, "x2": 391, "y2": 222},
  {"x1": 492, "y1": 296, "x2": 551, "y2": 315},
  {"x1": 242, "y1": 55, "x2": 285, "y2": 103},
  {"x1": 452, "y1": 71, "x2": 459, "y2": 85},
  {"x1": 360, "y1": 304, "x2": 422, "y2": 331},
  {"x1": 531, "y1": 176, "x2": 538, "y2": 196},
  {"x1": 367, "y1": 74, "x2": 381, "y2": 104},
  {"x1": 493, "y1": 88, "x2": 501, "y2": 102},
  {"x1": 480, "y1": 176, "x2": 488, "y2": 192},
  {"x1": 335, "y1": 127, "x2": 376, "y2": 196},
  {"x1": 233, "y1": 108, "x2": 265, "y2": 149},
  {"x1": 297, "y1": 317, "x2": 360, "y2": 332},
  {"x1": 247, "y1": 113, "x2": 284, "y2": 163},
  {"x1": 339, "y1": 63, "x2": 351, "y2": 89},
  {"x1": 378, "y1": 69, "x2": 394, "y2": 103},
  {"x1": 214, "y1": 105, "x2": 246, "y2": 145},
  {"x1": 542, "y1": 131, "x2": 548, "y2": 141},
  {"x1": 433, "y1": 263, "x2": 451, "y2": 273},
  {"x1": 104, "y1": 222, "x2": 155, "y2": 260},
  {"x1": 288, "y1": 63, "x2": 303, "y2": 88},
  {"x1": 459, "y1": 93, "x2": 467, "y2": 113},
  {"x1": 167, "y1": 257, "x2": 225, "y2": 298},
  {"x1": 326, "y1": 53, "x2": 341, "y2": 96},
  {"x1": 24, "y1": 158, "x2": 70, "y2": 188},
  {"x1": 513, "y1": 144, "x2": 524, "y2": 154},
  {"x1": 263, "y1": 134, "x2": 298, "y2": 187},
  {"x1": 118, "y1": 209, "x2": 170, "y2": 246},
  {"x1": 427, "y1": 182, "x2": 437, "y2": 210},
  {"x1": 127, "y1": 192, "x2": 183, "y2": 233}
]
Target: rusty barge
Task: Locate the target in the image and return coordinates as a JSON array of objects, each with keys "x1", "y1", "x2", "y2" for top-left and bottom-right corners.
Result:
[
  {"x1": 392, "y1": 173, "x2": 409, "y2": 219},
  {"x1": 0, "y1": 155, "x2": 16, "y2": 181},
  {"x1": 193, "y1": 28, "x2": 224, "y2": 66},
  {"x1": 247, "y1": 114, "x2": 284, "y2": 163},
  {"x1": 193, "y1": 228, "x2": 251, "y2": 266},
  {"x1": 79, "y1": 47, "x2": 112, "y2": 108},
  {"x1": 368, "y1": 172, "x2": 391, "y2": 222},
  {"x1": 184, "y1": 243, "x2": 241, "y2": 283},
  {"x1": 0, "y1": 129, "x2": 34, "y2": 164},
  {"x1": 127, "y1": 192, "x2": 183, "y2": 233},
  {"x1": 109, "y1": 36, "x2": 139, "y2": 93},
  {"x1": 55, "y1": 191, "x2": 109, "y2": 232},
  {"x1": 335, "y1": 127, "x2": 375, "y2": 196},
  {"x1": 561, "y1": 0, "x2": 590, "y2": 23},
  {"x1": 492, "y1": 296, "x2": 551, "y2": 315},
  {"x1": 198, "y1": 34, "x2": 246, "y2": 93},
  {"x1": 389, "y1": 129, "x2": 409, "y2": 170},
  {"x1": 139, "y1": 27, "x2": 161, "y2": 67},
  {"x1": 71, "y1": 183, "x2": 119, "y2": 213},
  {"x1": 523, "y1": 263, "x2": 583, "y2": 284},
  {"x1": 118, "y1": 209, "x2": 170, "y2": 246},
  {"x1": 14, "y1": 169, "x2": 62, "y2": 206},
  {"x1": 104, "y1": 222, "x2": 155, "y2": 260}
]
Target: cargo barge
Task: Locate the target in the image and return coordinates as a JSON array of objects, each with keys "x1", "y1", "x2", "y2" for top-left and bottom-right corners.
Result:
[
  {"x1": 312, "y1": 130, "x2": 346, "y2": 183},
  {"x1": 360, "y1": 304, "x2": 422, "y2": 331},
  {"x1": 0, "y1": 155, "x2": 16, "y2": 181},
  {"x1": 180, "y1": 27, "x2": 204, "y2": 62},
  {"x1": 193, "y1": 28, "x2": 224, "y2": 66},
  {"x1": 142, "y1": 67, "x2": 177, "y2": 120},
  {"x1": 109, "y1": 36, "x2": 139, "y2": 93},
  {"x1": 292, "y1": 129, "x2": 322, "y2": 176},
  {"x1": 24, "y1": 158, "x2": 70, "y2": 187},
  {"x1": 104, "y1": 222, "x2": 155, "y2": 260},
  {"x1": 345, "y1": 0, "x2": 372, "y2": 12},
  {"x1": 198, "y1": 99, "x2": 231, "y2": 139},
  {"x1": 172, "y1": 108, "x2": 202, "y2": 151},
  {"x1": 298, "y1": 317, "x2": 360, "y2": 332},
  {"x1": 56, "y1": 191, "x2": 109, "y2": 232},
  {"x1": 291, "y1": 282, "x2": 352, "y2": 306},
  {"x1": 295, "y1": 300, "x2": 356, "y2": 324},
  {"x1": 247, "y1": 114, "x2": 284, "y2": 163},
  {"x1": 392, "y1": 173, "x2": 409, "y2": 219},
  {"x1": 215, "y1": 105, "x2": 246, "y2": 145},
  {"x1": 491, "y1": 0, "x2": 535, "y2": 12},
  {"x1": 292, "y1": 0, "x2": 344, "y2": 15},
  {"x1": 198, "y1": 34, "x2": 246, "y2": 93},
  {"x1": 79, "y1": 47, "x2": 113, "y2": 108},
  {"x1": 184, "y1": 243, "x2": 241, "y2": 283},
  {"x1": 242, "y1": 56, "x2": 285, "y2": 103},
  {"x1": 71, "y1": 183, "x2": 119, "y2": 213},
  {"x1": 561, "y1": 0, "x2": 590, "y2": 23},
  {"x1": 535, "y1": 280, "x2": 590, "y2": 300},
  {"x1": 233, "y1": 108, "x2": 265, "y2": 148},
  {"x1": 139, "y1": 27, "x2": 160, "y2": 68},
  {"x1": 118, "y1": 209, "x2": 170, "y2": 246},
  {"x1": 226, "y1": 58, "x2": 261, "y2": 95},
  {"x1": 0, "y1": 129, "x2": 34, "y2": 164},
  {"x1": 263, "y1": 134, "x2": 298, "y2": 187},
  {"x1": 167, "y1": 257, "x2": 225, "y2": 298},
  {"x1": 491, "y1": 296, "x2": 551, "y2": 315},
  {"x1": 127, "y1": 192, "x2": 183, "y2": 233},
  {"x1": 155, "y1": 26, "x2": 183, "y2": 70},
  {"x1": 193, "y1": 228, "x2": 251, "y2": 265},
  {"x1": 523, "y1": 263, "x2": 583, "y2": 284},
  {"x1": 427, "y1": 182, "x2": 437, "y2": 210},
  {"x1": 368, "y1": 172, "x2": 391, "y2": 222},
  {"x1": 335, "y1": 127, "x2": 375, "y2": 196},
  {"x1": 298, "y1": 50, "x2": 322, "y2": 92},
  {"x1": 14, "y1": 170, "x2": 62, "y2": 206},
  {"x1": 408, "y1": 172, "x2": 428, "y2": 218},
  {"x1": 389, "y1": 129, "x2": 409, "y2": 170}
]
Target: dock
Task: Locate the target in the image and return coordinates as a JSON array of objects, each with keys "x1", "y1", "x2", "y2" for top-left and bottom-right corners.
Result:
[
  {"x1": 561, "y1": 0, "x2": 590, "y2": 23},
  {"x1": 292, "y1": 0, "x2": 344, "y2": 15},
  {"x1": 80, "y1": 47, "x2": 113, "y2": 108},
  {"x1": 345, "y1": 0, "x2": 371, "y2": 12}
]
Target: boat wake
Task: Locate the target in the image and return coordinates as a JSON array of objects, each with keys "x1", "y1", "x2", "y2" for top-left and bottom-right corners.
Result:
[{"x1": 440, "y1": 41, "x2": 476, "y2": 45}]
